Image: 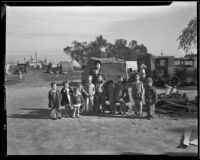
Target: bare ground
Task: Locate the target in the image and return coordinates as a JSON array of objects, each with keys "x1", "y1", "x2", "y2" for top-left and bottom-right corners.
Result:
[{"x1": 6, "y1": 68, "x2": 198, "y2": 155}]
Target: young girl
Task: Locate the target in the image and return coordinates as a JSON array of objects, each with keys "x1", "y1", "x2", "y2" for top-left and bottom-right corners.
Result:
[
  {"x1": 71, "y1": 87, "x2": 85, "y2": 118},
  {"x1": 131, "y1": 73, "x2": 145, "y2": 117},
  {"x1": 82, "y1": 75, "x2": 96, "y2": 114},
  {"x1": 61, "y1": 81, "x2": 73, "y2": 117},
  {"x1": 145, "y1": 78, "x2": 158, "y2": 120},
  {"x1": 48, "y1": 82, "x2": 62, "y2": 120},
  {"x1": 114, "y1": 75, "x2": 128, "y2": 115},
  {"x1": 94, "y1": 74, "x2": 106, "y2": 114}
]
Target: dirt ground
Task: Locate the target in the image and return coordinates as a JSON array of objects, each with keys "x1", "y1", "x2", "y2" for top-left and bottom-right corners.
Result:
[{"x1": 6, "y1": 68, "x2": 198, "y2": 155}]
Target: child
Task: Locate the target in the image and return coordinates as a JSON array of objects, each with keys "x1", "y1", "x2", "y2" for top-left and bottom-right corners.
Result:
[
  {"x1": 94, "y1": 74, "x2": 106, "y2": 113},
  {"x1": 71, "y1": 88, "x2": 85, "y2": 118},
  {"x1": 18, "y1": 70, "x2": 23, "y2": 81},
  {"x1": 48, "y1": 82, "x2": 62, "y2": 120},
  {"x1": 114, "y1": 75, "x2": 127, "y2": 115},
  {"x1": 131, "y1": 73, "x2": 145, "y2": 117},
  {"x1": 82, "y1": 75, "x2": 96, "y2": 114},
  {"x1": 106, "y1": 80, "x2": 116, "y2": 114},
  {"x1": 78, "y1": 84, "x2": 86, "y2": 114},
  {"x1": 145, "y1": 78, "x2": 158, "y2": 120},
  {"x1": 139, "y1": 63, "x2": 147, "y2": 83},
  {"x1": 61, "y1": 81, "x2": 73, "y2": 118}
]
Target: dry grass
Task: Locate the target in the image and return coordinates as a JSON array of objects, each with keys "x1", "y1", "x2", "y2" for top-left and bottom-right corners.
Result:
[{"x1": 6, "y1": 68, "x2": 198, "y2": 155}]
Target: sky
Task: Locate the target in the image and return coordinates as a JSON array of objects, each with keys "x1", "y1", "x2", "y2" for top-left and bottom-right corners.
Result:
[{"x1": 6, "y1": 2, "x2": 197, "y2": 62}]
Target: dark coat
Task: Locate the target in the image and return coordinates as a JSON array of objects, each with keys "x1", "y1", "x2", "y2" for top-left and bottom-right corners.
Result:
[
  {"x1": 131, "y1": 81, "x2": 144, "y2": 101},
  {"x1": 48, "y1": 89, "x2": 61, "y2": 109},
  {"x1": 89, "y1": 69, "x2": 106, "y2": 85},
  {"x1": 61, "y1": 87, "x2": 73, "y2": 106},
  {"x1": 145, "y1": 85, "x2": 158, "y2": 104},
  {"x1": 114, "y1": 81, "x2": 129, "y2": 103},
  {"x1": 71, "y1": 93, "x2": 85, "y2": 105}
]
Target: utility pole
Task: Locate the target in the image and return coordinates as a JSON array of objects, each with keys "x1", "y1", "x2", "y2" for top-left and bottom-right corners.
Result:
[{"x1": 35, "y1": 50, "x2": 37, "y2": 68}]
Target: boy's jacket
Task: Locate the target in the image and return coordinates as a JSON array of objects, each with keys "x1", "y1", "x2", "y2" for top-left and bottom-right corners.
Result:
[{"x1": 48, "y1": 89, "x2": 61, "y2": 108}]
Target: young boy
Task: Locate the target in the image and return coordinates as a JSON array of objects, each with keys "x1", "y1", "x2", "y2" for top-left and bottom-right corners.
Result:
[
  {"x1": 94, "y1": 74, "x2": 106, "y2": 113},
  {"x1": 131, "y1": 73, "x2": 145, "y2": 117},
  {"x1": 145, "y1": 78, "x2": 158, "y2": 120},
  {"x1": 114, "y1": 75, "x2": 127, "y2": 115},
  {"x1": 82, "y1": 75, "x2": 96, "y2": 114},
  {"x1": 71, "y1": 88, "x2": 85, "y2": 118},
  {"x1": 61, "y1": 81, "x2": 73, "y2": 118},
  {"x1": 48, "y1": 82, "x2": 62, "y2": 120}
]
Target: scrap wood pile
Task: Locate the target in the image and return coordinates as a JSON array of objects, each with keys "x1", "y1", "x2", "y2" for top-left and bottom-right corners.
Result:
[{"x1": 155, "y1": 91, "x2": 197, "y2": 115}]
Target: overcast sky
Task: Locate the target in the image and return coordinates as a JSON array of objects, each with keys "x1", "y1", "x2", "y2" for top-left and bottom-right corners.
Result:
[{"x1": 6, "y1": 2, "x2": 197, "y2": 58}]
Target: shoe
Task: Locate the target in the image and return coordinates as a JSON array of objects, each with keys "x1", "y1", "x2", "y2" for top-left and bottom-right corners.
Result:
[
  {"x1": 138, "y1": 114, "x2": 143, "y2": 118},
  {"x1": 147, "y1": 115, "x2": 153, "y2": 120},
  {"x1": 118, "y1": 112, "x2": 122, "y2": 115}
]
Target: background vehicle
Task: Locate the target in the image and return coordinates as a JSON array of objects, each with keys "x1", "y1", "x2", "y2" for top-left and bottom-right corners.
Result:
[{"x1": 152, "y1": 55, "x2": 197, "y2": 86}]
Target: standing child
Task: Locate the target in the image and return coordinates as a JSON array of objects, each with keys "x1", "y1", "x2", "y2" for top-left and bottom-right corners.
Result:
[
  {"x1": 145, "y1": 78, "x2": 158, "y2": 120},
  {"x1": 18, "y1": 70, "x2": 23, "y2": 81},
  {"x1": 61, "y1": 81, "x2": 73, "y2": 118},
  {"x1": 131, "y1": 73, "x2": 145, "y2": 117},
  {"x1": 83, "y1": 75, "x2": 95, "y2": 114},
  {"x1": 114, "y1": 75, "x2": 128, "y2": 115},
  {"x1": 48, "y1": 82, "x2": 62, "y2": 120},
  {"x1": 94, "y1": 74, "x2": 106, "y2": 113},
  {"x1": 71, "y1": 88, "x2": 85, "y2": 118}
]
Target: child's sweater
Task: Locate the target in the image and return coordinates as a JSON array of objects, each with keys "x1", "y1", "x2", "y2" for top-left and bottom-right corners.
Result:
[
  {"x1": 72, "y1": 93, "x2": 84, "y2": 105},
  {"x1": 145, "y1": 85, "x2": 158, "y2": 104}
]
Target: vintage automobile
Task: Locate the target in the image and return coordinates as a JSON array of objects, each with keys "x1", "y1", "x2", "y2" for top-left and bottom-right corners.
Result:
[{"x1": 152, "y1": 56, "x2": 197, "y2": 86}]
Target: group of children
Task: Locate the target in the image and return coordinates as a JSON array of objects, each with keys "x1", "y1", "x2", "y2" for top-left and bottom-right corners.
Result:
[{"x1": 48, "y1": 72, "x2": 158, "y2": 120}]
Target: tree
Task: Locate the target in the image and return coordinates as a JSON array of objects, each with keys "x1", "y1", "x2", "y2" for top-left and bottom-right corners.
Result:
[
  {"x1": 106, "y1": 43, "x2": 116, "y2": 57},
  {"x1": 63, "y1": 46, "x2": 72, "y2": 53},
  {"x1": 87, "y1": 35, "x2": 108, "y2": 58},
  {"x1": 129, "y1": 40, "x2": 138, "y2": 49},
  {"x1": 115, "y1": 39, "x2": 127, "y2": 48},
  {"x1": 134, "y1": 44, "x2": 148, "y2": 56},
  {"x1": 95, "y1": 35, "x2": 107, "y2": 48},
  {"x1": 114, "y1": 39, "x2": 129, "y2": 60},
  {"x1": 177, "y1": 17, "x2": 197, "y2": 54}
]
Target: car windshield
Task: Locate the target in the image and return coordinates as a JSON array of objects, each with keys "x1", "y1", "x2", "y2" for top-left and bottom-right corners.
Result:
[
  {"x1": 158, "y1": 59, "x2": 166, "y2": 66},
  {"x1": 174, "y1": 60, "x2": 182, "y2": 66},
  {"x1": 184, "y1": 60, "x2": 193, "y2": 67}
]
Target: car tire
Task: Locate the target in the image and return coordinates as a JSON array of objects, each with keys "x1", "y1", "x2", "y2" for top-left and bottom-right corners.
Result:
[{"x1": 170, "y1": 75, "x2": 181, "y2": 87}]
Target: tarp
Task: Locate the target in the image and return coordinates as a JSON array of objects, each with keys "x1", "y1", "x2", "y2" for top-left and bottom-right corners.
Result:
[
  {"x1": 89, "y1": 57, "x2": 125, "y2": 64},
  {"x1": 71, "y1": 60, "x2": 82, "y2": 69},
  {"x1": 126, "y1": 61, "x2": 138, "y2": 80},
  {"x1": 82, "y1": 57, "x2": 128, "y2": 84},
  {"x1": 60, "y1": 61, "x2": 73, "y2": 73}
]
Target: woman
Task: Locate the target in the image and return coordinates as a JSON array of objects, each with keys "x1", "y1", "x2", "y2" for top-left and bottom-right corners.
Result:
[{"x1": 89, "y1": 61, "x2": 106, "y2": 85}]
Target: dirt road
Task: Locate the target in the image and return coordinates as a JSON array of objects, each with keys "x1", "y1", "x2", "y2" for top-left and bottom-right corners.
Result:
[{"x1": 6, "y1": 69, "x2": 198, "y2": 155}]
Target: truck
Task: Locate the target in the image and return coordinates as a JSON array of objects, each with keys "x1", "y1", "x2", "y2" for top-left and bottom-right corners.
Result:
[{"x1": 138, "y1": 54, "x2": 197, "y2": 87}]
